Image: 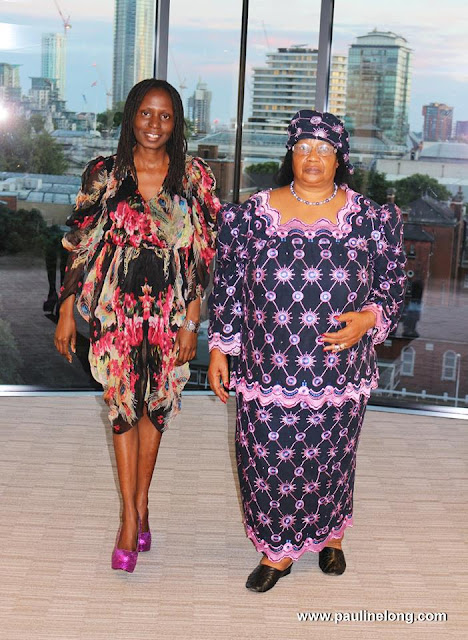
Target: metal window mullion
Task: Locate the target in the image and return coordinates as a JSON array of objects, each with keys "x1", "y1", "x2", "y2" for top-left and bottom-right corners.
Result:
[
  {"x1": 154, "y1": 0, "x2": 170, "y2": 80},
  {"x1": 315, "y1": 0, "x2": 335, "y2": 111},
  {"x1": 232, "y1": 0, "x2": 249, "y2": 204}
]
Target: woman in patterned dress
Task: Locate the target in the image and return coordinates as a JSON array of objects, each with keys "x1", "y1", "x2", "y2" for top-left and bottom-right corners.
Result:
[
  {"x1": 208, "y1": 110, "x2": 406, "y2": 592},
  {"x1": 54, "y1": 79, "x2": 220, "y2": 572}
]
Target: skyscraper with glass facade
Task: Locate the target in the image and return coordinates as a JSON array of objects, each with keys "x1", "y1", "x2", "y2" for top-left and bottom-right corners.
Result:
[
  {"x1": 112, "y1": 0, "x2": 156, "y2": 107},
  {"x1": 187, "y1": 80, "x2": 212, "y2": 134},
  {"x1": 248, "y1": 47, "x2": 347, "y2": 135},
  {"x1": 345, "y1": 30, "x2": 412, "y2": 146},
  {"x1": 41, "y1": 33, "x2": 66, "y2": 100}
]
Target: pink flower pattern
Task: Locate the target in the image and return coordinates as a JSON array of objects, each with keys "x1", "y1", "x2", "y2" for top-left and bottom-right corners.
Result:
[{"x1": 60, "y1": 155, "x2": 220, "y2": 431}]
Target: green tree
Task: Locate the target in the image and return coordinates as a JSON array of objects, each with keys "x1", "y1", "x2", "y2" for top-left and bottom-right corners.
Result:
[
  {"x1": 96, "y1": 102, "x2": 124, "y2": 132},
  {"x1": 0, "y1": 117, "x2": 67, "y2": 174},
  {"x1": 347, "y1": 167, "x2": 366, "y2": 194},
  {"x1": 245, "y1": 161, "x2": 280, "y2": 175},
  {"x1": 31, "y1": 132, "x2": 67, "y2": 174},
  {"x1": 0, "y1": 205, "x2": 47, "y2": 254},
  {"x1": 0, "y1": 120, "x2": 33, "y2": 172},
  {"x1": 367, "y1": 169, "x2": 390, "y2": 205},
  {"x1": 391, "y1": 173, "x2": 451, "y2": 207},
  {"x1": 30, "y1": 114, "x2": 46, "y2": 134}
]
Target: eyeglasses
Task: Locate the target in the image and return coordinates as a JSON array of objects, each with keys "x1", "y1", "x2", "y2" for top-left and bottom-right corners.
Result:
[{"x1": 292, "y1": 142, "x2": 337, "y2": 157}]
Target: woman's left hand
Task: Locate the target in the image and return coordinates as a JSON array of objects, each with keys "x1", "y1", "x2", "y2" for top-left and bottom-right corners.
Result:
[
  {"x1": 174, "y1": 327, "x2": 198, "y2": 365},
  {"x1": 322, "y1": 310, "x2": 376, "y2": 352}
]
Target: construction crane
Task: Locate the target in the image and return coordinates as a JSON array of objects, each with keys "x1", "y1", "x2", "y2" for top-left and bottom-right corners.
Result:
[
  {"x1": 168, "y1": 46, "x2": 187, "y2": 105},
  {"x1": 53, "y1": 0, "x2": 72, "y2": 36},
  {"x1": 92, "y1": 62, "x2": 113, "y2": 112}
]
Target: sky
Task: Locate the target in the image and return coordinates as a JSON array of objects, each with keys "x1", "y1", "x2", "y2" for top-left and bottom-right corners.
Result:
[{"x1": 1, "y1": 0, "x2": 467, "y2": 131}]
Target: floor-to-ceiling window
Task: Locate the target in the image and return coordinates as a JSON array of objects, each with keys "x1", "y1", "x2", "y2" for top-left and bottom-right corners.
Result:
[
  {"x1": 331, "y1": 0, "x2": 468, "y2": 411},
  {"x1": 0, "y1": 0, "x2": 119, "y2": 389},
  {"x1": 1, "y1": 0, "x2": 466, "y2": 414}
]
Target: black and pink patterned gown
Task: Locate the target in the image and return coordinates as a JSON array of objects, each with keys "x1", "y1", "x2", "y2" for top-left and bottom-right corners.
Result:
[{"x1": 208, "y1": 187, "x2": 406, "y2": 561}]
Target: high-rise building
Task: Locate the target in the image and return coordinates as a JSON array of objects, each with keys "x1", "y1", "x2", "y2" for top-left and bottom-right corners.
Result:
[
  {"x1": 455, "y1": 120, "x2": 468, "y2": 142},
  {"x1": 112, "y1": 0, "x2": 156, "y2": 107},
  {"x1": 422, "y1": 103, "x2": 453, "y2": 141},
  {"x1": 345, "y1": 30, "x2": 412, "y2": 146},
  {"x1": 328, "y1": 55, "x2": 347, "y2": 118},
  {"x1": 41, "y1": 33, "x2": 66, "y2": 100},
  {"x1": 187, "y1": 79, "x2": 212, "y2": 134},
  {"x1": 0, "y1": 63, "x2": 21, "y2": 103},
  {"x1": 248, "y1": 47, "x2": 347, "y2": 135}
]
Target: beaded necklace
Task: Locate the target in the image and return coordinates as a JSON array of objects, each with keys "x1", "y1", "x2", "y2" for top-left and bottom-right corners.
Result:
[{"x1": 290, "y1": 181, "x2": 338, "y2": 206}]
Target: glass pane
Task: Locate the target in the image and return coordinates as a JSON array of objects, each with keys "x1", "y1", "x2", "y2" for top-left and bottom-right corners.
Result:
[
  {"x1": 0, "y1": 0, "x2": 136, "y2": 389},
  {"x1": 167, "y1": 1, "x2": 242, "y2": 388},
  {"x1": 240, "y1": 1, "x2": 323, "y2": 199},
  {"x1": 332, "y1": 0, "x2": 468, "y2": 410}
]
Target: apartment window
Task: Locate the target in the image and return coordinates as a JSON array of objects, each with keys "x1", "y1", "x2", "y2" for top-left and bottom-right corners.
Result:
[
  {"x1": 400, "y1": 346, "x2": 415, "y2": 377},
  {"x1": 441, "y1": 350, "x2": 457, "y2": 381}
]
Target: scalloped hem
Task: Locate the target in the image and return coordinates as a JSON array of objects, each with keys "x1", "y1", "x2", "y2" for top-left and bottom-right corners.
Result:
[
  {"x1": 245, "y1": 516, "x2": 353, "y2": 562},
  {"x1": 233, "y1": 376, "x2": 378, "y2": 408},
  {"x1": 208, "y1": 332, "x2": 241, "y2": 355}
]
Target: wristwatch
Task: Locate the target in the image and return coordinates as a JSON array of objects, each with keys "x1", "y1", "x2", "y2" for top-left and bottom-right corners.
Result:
[{"x1": 182, "y1": 319, "x2": 200, "y2": 333}]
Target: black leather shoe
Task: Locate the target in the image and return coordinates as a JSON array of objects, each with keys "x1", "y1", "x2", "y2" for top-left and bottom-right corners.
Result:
[
  {"x1": 246, "y1": 562, "x2": 292, "y2": 592},
  {"x1": 319, "y1": 547, "x2": 346, "y2": 575}
]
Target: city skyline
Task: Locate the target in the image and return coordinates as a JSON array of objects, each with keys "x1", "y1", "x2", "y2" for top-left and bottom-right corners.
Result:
[{"x1": 0, "y1": 0, "x2": 467, "y2": 132}]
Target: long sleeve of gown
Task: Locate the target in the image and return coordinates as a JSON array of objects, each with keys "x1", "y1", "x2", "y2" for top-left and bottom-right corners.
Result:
[
  {"x1": 362, "y1": 203, "x2": 407, "y2": 344},
  {"x1": 183, "y1": 157, "x2": 221, "y2": 303},
  {"x1": 208, "y1": 199, "x2": 252, "y2": 356},
  {"x1": 59, "y1": 156, "x2": 110, "y2": 303}
]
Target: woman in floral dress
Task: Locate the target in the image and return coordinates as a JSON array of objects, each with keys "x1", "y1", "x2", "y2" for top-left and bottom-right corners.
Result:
[
  {"x1": 55, "y1": 79, "x2": 220, "y2": 572},
  {"x1": 208, "y1": 110, "x2": 406, "y2": 592}
]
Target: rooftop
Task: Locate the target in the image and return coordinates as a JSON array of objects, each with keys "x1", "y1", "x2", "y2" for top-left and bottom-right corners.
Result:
[
  {"x1": 420, "y1": 141, "x2": 468, "y2": 162},
  {"x1": 408, "y1": 195, "x2": 457, "y2": 226},
  {"x1": 0, "y1": 171, "x2": 80, "y2": 205}
]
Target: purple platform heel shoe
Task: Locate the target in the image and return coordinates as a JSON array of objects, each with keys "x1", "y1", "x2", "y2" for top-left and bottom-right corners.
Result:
[
  {"x1": 137, "y1": 519, "x2": 152, "y2": 552},
  {"x1": 111, "y1": 529, "x2": 138, "y2": 573}
]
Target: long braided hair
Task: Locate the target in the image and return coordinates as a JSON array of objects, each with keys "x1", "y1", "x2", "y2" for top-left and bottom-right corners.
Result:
[{"x1": 114, "y1": 79, "x2": 187, "y2": 195}]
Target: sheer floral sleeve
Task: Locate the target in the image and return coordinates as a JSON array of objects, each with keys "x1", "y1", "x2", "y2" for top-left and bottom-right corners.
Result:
[
  {"x1": 59, "y1": 156, "x2": 111, "y2": 303},
  {"x1": 183, "y1": 156, "x2": 221, "y2": 303}
]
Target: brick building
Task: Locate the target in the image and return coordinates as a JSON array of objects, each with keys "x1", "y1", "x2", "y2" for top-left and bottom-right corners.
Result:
[
  {"x1": 405, "y1": 194, "x2": 465, "y2": 302},
  {"x1": 422, "y1": 102, "x2": 453, "y2": 141}
]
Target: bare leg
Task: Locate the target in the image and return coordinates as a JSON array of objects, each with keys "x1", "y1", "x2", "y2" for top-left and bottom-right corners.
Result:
[
  {"x1": 136, "y1": 406, "x2": 163, "y2": 531},
  {"x1": 113, "y1": 425, "x2": 139, "y2": 550}
]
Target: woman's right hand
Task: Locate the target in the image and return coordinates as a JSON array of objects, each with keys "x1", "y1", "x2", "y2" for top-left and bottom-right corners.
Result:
[
  {"x1": 54, "y1": 296, "x2": 76, "y2": 363},
  {"x1": 208, "y1": 348, "x2": 230, "y2": 403}
]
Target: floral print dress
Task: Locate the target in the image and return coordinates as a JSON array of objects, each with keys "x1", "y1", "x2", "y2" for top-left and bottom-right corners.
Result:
[
  {"x1": 60, "y1": 155, "x2": 220, "y2": 432},
  {"x1": 208, "y1": 187, "x2": 406, "y2": 561}
]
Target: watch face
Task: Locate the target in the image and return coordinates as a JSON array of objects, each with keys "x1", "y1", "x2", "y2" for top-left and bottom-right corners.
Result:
[{"x1": 184, "y1": 319, "x2": 199, "y2": 332}]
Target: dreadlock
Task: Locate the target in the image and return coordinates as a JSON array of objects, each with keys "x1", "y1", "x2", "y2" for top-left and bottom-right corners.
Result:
[
  {"x1": 114, "y1": 79, "x2": 187, "y2": 195},
  {"x1": 275, "y1": 149, "x2": 350, "y2": 187}
]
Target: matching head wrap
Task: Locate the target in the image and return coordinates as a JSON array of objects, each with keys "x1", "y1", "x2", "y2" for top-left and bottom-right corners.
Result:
[{"x1": 286, "y1": 109, "x2": 354, "y2": 173}]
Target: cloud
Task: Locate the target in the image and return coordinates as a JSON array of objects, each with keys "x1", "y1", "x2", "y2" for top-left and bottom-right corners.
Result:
[{"x1": 0, "y1": 0, "x2": 112, "y2": 21}]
